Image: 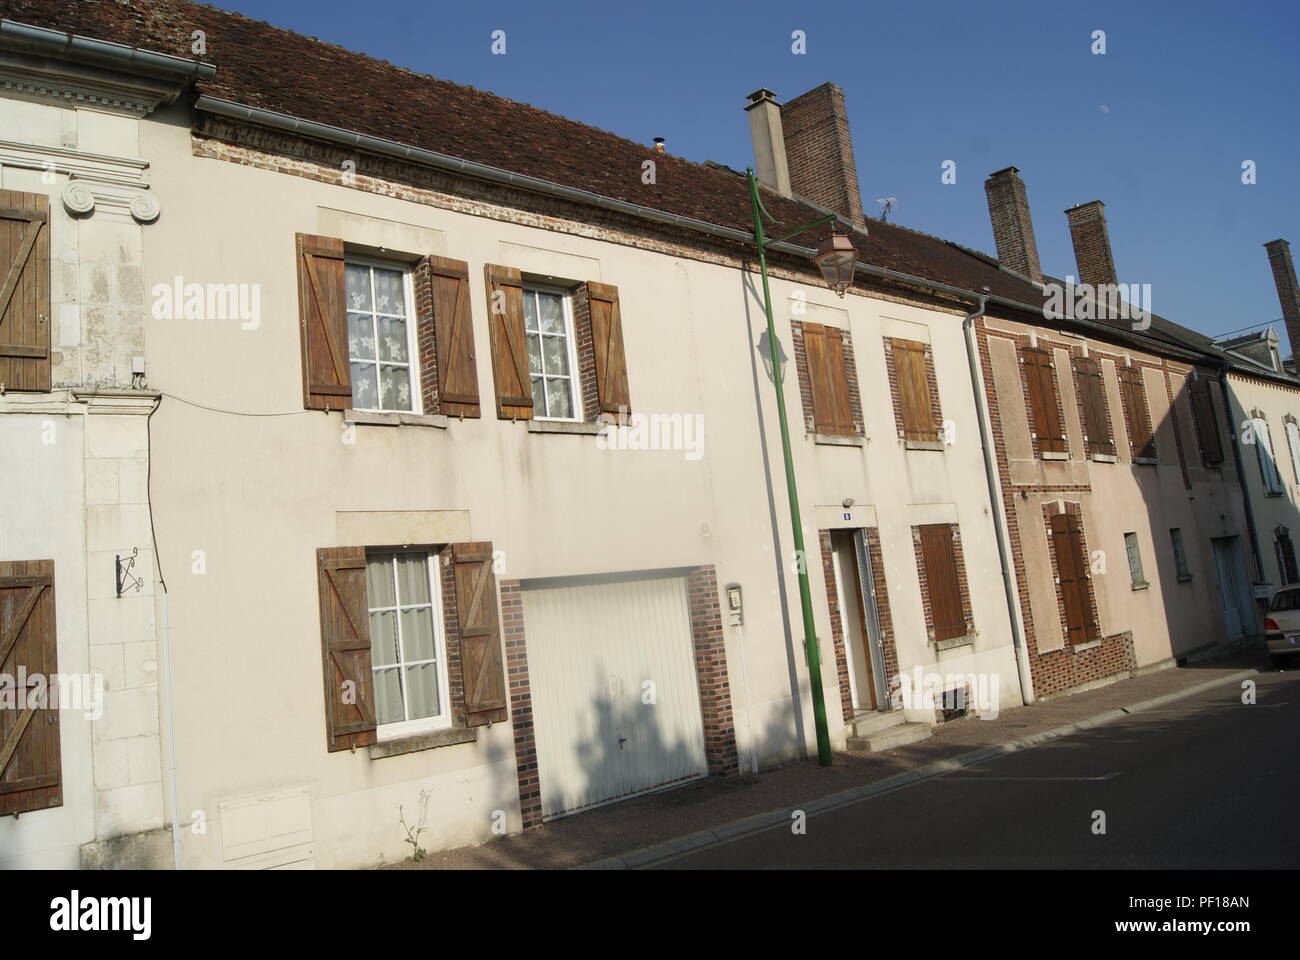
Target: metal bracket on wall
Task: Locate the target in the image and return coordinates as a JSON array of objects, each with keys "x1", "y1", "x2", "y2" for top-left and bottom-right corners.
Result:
[{"x1": 116, "y1": 547, "x2": 142, "y2": 598}]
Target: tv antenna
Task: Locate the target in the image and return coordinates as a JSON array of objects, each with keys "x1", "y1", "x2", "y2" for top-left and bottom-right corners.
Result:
[{"x1": 876, "y1": 197, "x2": 896, "y2": 222}]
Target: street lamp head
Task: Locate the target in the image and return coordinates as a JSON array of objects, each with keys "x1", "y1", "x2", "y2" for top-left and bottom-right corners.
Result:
[{"x1": 813, "y1": 231, "x2": 856, "y2": 297}]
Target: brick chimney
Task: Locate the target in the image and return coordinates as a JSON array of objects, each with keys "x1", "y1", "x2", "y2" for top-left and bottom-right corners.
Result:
[
  {"x1": 779, "y1": 83, "x2": 864, "y2": 225},
  {"x1": 1265, "y1": 239, "x2": 1300, "y2": 361},
  {"x1": 744, "y1": 89, "x2": 792, "y2": 198},
  {"x1": 1065, "y1": 201, "x2": 1118, "y2": 287},
  {"x1": 984, "y1": 167, "x2": 1042, "y2": 284}
]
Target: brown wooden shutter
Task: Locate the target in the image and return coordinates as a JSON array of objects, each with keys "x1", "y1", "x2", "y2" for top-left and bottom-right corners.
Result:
[
  {"x1": 585, "y1": 282, "x2": 631, "y2": 416},
  {"x1": 892, "y1": 338, "x2": 938, "y2": 442},
  {"x1": 316, "y1": 547, "x2": 376, "y2": 752},
  {"x1": 296, "y1": 234, "x2": 351, "y2": 411},
  {"x1": 0, "y1": 559, "x2": 61, "y2": 816},
  {"x1": 1189, "y1": 378, "x2": 1224, "y2": 465},
  {"x1": 445, "y1": 542, "x2": 508, "y2": 727},
  {"x1": 1050, "y1": 514, "x2": 1099, "y2": 644},
  {"x1": 804, "y1": 322, "x2": 855, "y2": 436},
  {"x1": 918, "y1": 524, "x2": 964, "y2": 641},
  {"x1": 0, "y1": 192, "x2": 51, "y2": 392},
  {"x1": 1118, "y1": 365, "x2": 1157, "y2": 460},
  {"x1": 428, "y1": 255, "x2": 480, "y2": 418},
  {"x1": 1072, "y1": 356, "x2": 1115, "y2": 457},
  {"x1": 1022, "y1": 346, "x2": 1066, "y2": 454},
  {"x1": 483, "y1": 265, "x2": 533, "y2": 420}
]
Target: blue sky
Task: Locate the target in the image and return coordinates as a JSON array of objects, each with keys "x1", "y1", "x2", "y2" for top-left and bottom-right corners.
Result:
[{"x1": 213, "y1": 0, "x2": 1298, "y2": 341}]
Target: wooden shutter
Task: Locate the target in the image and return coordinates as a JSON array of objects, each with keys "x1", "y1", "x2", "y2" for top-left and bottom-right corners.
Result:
[
  {"x1": 0, "y1": 559, "x2": 61, "y2": 816},
  {"x1": 1050, "y1": 514, "x2": 1099, "y2": 644},
  {"x1": 428, "y1": 255, "x2": 480, "y2": 418},
  {"x1": 917, "y1": 524, "x2": 964, "y2": 642},
  {"x1": 804, "y1": 322, "x2": 855, "y2": 436},
  {"x1": 445, "y1": 542, "x2": 507, "y2": 727},
  {"x1": 0, "y1": 192, "x2": 50, "y2": 392},
  {"x1": 586, "y1": 282, "x2": 631, "y2": 416},
  {"x1": 1072, "y1": 356, "x2": 1115, "y2": 457},
  {"x1": 316, "y1": 547, "x2": 376, "y2": 752},
  {"x1": 1022, "y1": 346, "x2": 1066, "y2": 454},
  {"x1": 1189, "y1": 378, "x2": 1224, "y2": 465},
  {"x1": 296, "y1": 234, "x2": 351, "y2": 411},
  {"x1": 892, "y1": 338, "x2": 938, "y2": 442},
  {"x1": 1118, "y1": 365, "x2": 1156, "y2": 460},
  {"x1": 483, "y1": 265, "x2": 533, "y2": 420}
]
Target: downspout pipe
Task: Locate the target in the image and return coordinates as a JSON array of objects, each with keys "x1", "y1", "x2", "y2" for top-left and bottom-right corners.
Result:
[
  {"x1": 1219, "y1": 361, "x2": 1266, "y2": 586},
  {"x1": 963, "y1": 297, "x2": 1035, "y2": 705}
]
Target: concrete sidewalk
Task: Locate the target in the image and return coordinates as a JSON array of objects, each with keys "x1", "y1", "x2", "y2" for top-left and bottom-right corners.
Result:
[{"x1": 382, "y1": 653, "x2": 1268, "y2": 870}]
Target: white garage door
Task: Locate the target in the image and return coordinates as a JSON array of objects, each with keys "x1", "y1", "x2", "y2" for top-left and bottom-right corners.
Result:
[{"x1": 522, "y1": 572, "x2": 708, "y2": 820}]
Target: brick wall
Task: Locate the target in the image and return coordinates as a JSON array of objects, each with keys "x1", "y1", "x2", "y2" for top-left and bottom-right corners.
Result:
[
  {"x1": 780, "y1": 83, "x2": 865, "y2": 225},
  {"x1": 1065, "y1": 201, "x2": 1118, "y2": 288},
  {"x1": 687, "y1": 565, "x2": 739, "y2": 777},
  {"x1": 413, "y1": 256, "x2": 442, "y2": 415},
  {"x1": 500, "y1": 579, "x2": 543, "y2": 830},
  {"x1": 983, "y1": 167, "x2": 1042, "y2": 283}
]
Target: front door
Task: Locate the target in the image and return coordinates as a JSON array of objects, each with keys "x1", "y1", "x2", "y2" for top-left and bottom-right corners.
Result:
[{"x1": 831, "y1": 529, "x2": 890, "y2": 712}]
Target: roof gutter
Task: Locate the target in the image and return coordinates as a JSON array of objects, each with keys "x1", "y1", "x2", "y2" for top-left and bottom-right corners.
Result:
[{"x1": 0, "y1": 19, "x2": 216, "y2": 80}]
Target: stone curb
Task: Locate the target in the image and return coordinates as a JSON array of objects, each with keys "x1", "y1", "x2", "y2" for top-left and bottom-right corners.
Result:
[{"x1": 575, "y1": 667, "x2": 1260, "y2": 870}]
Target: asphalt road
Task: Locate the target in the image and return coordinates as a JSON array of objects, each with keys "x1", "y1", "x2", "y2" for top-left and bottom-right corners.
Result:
[{"x1": 661, "y1": 669, "x2": 1300, "y2": 868}]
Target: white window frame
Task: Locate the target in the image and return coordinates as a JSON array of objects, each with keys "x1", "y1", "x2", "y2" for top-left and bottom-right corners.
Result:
[
  {"x1": 366, "y1": 548, "x2": 451, "y2": 740},
  {"x1": 346, "y1": 256, "x2": 421, "y2": 415},
  {"x1": 523, "y1": 283, "x2": 581, "y2": 421},
  {"x1": 1254, "y1": 418, "x2": 1284, "y2": 495},
  {"x1": 1285, "y1": 419, "x2": 1300, "y2": 488}
]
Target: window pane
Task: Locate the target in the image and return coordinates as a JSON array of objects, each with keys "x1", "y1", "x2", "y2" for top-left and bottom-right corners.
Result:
[
  {"x1": 404, "y1": 663, "x2": 440, "y2": 720},
  {"x1": 401, "y1": 607, "x2": 436, "y2": 662},
  {"x1": 530, "y1": 375, "x2": 546, "y2": 410},
  {"x1": 346, "y1": 264, "x2": 372, "y2": 311},
  {"x1": 372, "y1": 269, "x2": 405, "y2": 315},
  {"x1": 348, "y1": 313, "x2": 375, "y2": 360},
  {"x1": 527, "y1": 332, "x2": 542, "y2": 375},
  {"x1": 537, "y1": 291, "x2": 565, "y2": 334},
  {"x1": 370, "y1": 610, "x2": 399, "y2": 666},
  {"x1": 367, "y1": 555, "x2": 396, "y2": 607},
  {"x1": 548, "y1": 380, "x2": 573, "y2": 419},
  {"x1": 380, "y1": 365, "x2": 413, "y2": 411},
  {"x1": 395, "y1": 553, "x2": 430, "y2": 604},
  {"x1": 351, "y1": 363, "x2": 378, "y2": 409},
  {"x1": 523, "y1": 291, "x2": 539, "y2": 332},
  {"x1": 542, "y1": 335, "x2": 570, "y2": 377},
  {"x1": 377, "y1": 315, "x2": 408, "y2": 362},
  {"x1": 373, "y1": 668, "x2": 405, "y2": 724}
]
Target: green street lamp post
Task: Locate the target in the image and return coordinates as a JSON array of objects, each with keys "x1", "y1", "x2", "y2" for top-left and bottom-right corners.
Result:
[{"x1": 747, "y1": 167, "x2": 857, "y2": 768}]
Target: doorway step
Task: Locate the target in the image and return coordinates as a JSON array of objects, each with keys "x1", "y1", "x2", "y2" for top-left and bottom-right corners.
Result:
[{"x1": 845, "y1": 710, "x2": 932, "y2": 753}]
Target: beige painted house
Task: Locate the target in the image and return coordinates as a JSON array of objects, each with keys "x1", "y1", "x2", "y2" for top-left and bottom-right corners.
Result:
[{"x1": 1, "y1": 0, "x2": 1293, "y2": 871}]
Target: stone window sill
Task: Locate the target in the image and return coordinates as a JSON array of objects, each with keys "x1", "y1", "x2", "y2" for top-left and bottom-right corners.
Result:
[
  {"x1": 345, "y1": 409, "x2": 449, "y2": 429},
  {"x1": 813, "y1": 433, "x2": 865, "y2": 447},
  {"x1": 932, "y1": 632, "x2": 977, "y2": 651},
  {"x1": 1039, "y1": 450, "x2": 1069, "y2": 461},
  {"x1": 1091, "y1": 453, "x2": 1118, "y2": 463},
  {"x1": 369, "y1": 726, "x2": 477, "y2": 759},
  {"x1": 904, "y1": 439, "x2": 945, "y2": 452},
  {"x1": 1131, "y1": 581, "x2": 1150, "y2": 591},
  {"x1": 528, "y1": 419, "x2": 605, "y2": 435},
  {"x1": 1133, "y1": 456, "x2": 1159, "y2": 466},
  {"x1": 1176, "y1": 574, "x2": 1193, "y2": 583},
  {"x1": 1072, "y1": 638, "x2": 1103, "y2": 653}
]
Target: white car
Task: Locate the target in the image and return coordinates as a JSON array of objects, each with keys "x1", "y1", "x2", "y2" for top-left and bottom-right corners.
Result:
[{"x1": 1264, "y1": 586, "x2": 1300, "y2": 668}]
